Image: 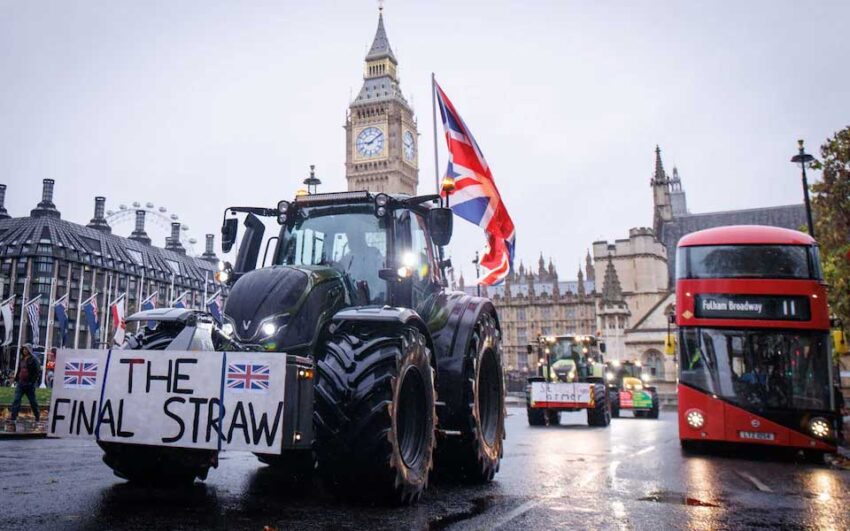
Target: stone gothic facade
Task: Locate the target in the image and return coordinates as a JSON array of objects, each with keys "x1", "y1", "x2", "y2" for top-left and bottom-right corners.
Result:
[{"x1": 460, "y1": 254, "x2": 597, "y2": 372}]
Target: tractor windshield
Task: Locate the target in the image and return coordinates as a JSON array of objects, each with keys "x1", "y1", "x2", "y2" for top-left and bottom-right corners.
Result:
[{"x1": 276, "y1": 205, "x2": 388, "y2": 304}]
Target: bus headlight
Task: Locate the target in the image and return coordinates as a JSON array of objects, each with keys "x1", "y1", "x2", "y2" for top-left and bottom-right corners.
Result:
[
  {"x1": 685, "y1": 409, "x2": 705, "y2": 429},
  {"x1": 809, "y1": 418, "x2": 830, "y2": 438},
  {"x1": 606, "y1": 371, "x2": 614, "y2": 382}
]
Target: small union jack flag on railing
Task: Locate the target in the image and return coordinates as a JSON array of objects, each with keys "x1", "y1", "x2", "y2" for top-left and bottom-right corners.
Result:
[
  {"x1": 226, "y1": 363, "x2": 270, "y2": 393},
  {"x1": 64, "y1": 359, "x2": 98, "y2": 388}
]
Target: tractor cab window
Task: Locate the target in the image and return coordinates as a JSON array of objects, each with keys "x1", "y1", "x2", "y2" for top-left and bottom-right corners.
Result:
[
  {"x1": 395, "y1": 210, "x2": 439, "y2": 314},
  {"x1": 277, "y1": 206, "x2": 388, "y2": 305}
]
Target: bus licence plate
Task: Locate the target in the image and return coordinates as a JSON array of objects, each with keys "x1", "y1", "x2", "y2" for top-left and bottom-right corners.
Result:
[{"x1": 738, "y1": 431, "x2": 775, "y2": 441}]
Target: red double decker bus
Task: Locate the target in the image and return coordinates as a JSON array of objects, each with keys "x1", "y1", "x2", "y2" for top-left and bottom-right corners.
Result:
[{"x1": 676, "y1": 225, "x2": 839, "y2": 457}]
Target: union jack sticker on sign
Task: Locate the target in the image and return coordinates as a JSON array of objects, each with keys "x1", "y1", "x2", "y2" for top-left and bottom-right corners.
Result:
[
  {"x1": 64, "y1": 359, "x2": 98, "y2": 388},
  {"x1": 226, "y1": 363, "x2": 270, "y2": 393}
]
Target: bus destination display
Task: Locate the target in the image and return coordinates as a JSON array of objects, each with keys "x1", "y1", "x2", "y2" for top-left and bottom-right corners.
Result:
[{"x1": 694, "y1": 294, "x2": 810, "y2": 321}]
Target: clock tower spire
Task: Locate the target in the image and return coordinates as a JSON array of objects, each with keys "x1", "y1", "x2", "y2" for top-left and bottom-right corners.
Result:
[{"x1": 345, "y1": 7, "x2": 419, "y2": 195}]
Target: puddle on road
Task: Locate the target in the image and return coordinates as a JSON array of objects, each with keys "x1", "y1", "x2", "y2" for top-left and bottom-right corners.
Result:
[
  {"x1": 639, "y1": 490, "x2": 720, "y2": 508},
  {"x1": 428, "y1": 495, "x2": 496, "y2": 530}
]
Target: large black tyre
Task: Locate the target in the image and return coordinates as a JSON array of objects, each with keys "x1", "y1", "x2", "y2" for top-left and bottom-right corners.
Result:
[
  {"x1": 586, "y1": 384, "x2": 611, "y2": 427},
  {"x1": 647, "y1": 392, "x2": 660, "y2": 419},
  {"x1": 610, "y1": 392, "x2": 620, "y2": 419},
  {"x1": 99, "y1": 442, "x2": 216, "y2": 486},
  {"x1": 99, "y1": 322, "x2": 217, "y2": 486},
  {"x1": 527, "y1": 407, "x2": 546, "y2": 426},
  {"x1": 435, "y1": 312, "x2": 506, "y2": 483},
  {"x1": 545, "y1": 409, "x2": 560, "y2": 425},
  {"x1": 314, "y1": 325, "x2": 436, "y2": 505}
]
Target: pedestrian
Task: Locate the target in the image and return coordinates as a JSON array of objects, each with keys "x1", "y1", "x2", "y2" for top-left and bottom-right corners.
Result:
[
  {"x1": 46, "y1": 347, "x2": 57, "y2": 388},
  {"x1": 8, "y1": 344, "x2": 42, "y2": 431}
]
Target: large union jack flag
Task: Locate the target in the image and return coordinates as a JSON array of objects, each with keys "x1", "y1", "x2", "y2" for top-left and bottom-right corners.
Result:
[
  {"x1": 64, "y1": 359, "x2": 98, "y2": 388},
  {"x1": 435, "y1": 80, "x2": 515, "y2": 285},
  {"x1": 226, "y1": 363, "x2": 270, "y2": 392}
]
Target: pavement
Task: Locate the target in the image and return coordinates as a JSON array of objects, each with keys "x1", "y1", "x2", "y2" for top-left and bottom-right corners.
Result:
[{"x1": 1, "y1": 406, "x2": 849, "y2": 530}]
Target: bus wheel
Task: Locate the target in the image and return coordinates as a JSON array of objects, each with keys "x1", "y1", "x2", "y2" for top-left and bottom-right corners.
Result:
[{"x1": 680, "y1": 439, "x2": 702, "y2": 454}]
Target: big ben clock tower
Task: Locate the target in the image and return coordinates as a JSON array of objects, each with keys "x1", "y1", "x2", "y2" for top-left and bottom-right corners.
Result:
[{"x1": 345, "y1": 8, "x2": 418, "y2": 195}]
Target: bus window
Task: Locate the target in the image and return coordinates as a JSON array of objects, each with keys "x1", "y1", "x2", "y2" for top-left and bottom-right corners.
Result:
[{"x1": 681, "y1": 245, "x2": 811, "y2": 279}]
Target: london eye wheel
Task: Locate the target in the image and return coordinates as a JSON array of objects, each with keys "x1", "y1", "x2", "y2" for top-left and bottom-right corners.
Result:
[{"x1": 105, "y1": 201, "x2": 199, "y2": 256}]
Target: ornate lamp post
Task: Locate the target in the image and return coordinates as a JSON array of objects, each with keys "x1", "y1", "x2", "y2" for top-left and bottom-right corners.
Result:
[
  {"x1": 303, "y1": 164, "x2": 321, "y2": 195},
  {"x1": 790, "y1": 139, "x2": 817, "y2": 238}
]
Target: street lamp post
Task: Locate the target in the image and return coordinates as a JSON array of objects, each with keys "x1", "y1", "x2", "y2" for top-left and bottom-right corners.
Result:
[
  {"x1": 472, "y1": 251, "x2": 481, "y2": 297},
  {"x1": 303, "y1": 164, "x2": 321, "y2": 195},
  {"x1": 790, "y1": 139, "x2": 816, "y2": 238}
]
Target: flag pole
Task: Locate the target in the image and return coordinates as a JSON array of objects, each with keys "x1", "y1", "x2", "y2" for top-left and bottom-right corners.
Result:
[
  {"x1": 13, "y1": 272, "x2": 31, "y2": 376},
  {"x1": 41, "y1": 274, "x2": 57, "y2": 388},
  {"x1": 73, "y1": 265, "x2": 85, "y2": 349},
  {"x1": 431, "y1": 72, "x2": 441, "y2": 195}
]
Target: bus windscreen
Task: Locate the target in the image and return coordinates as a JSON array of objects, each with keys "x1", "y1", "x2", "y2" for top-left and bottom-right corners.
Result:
[
  {"x1": 679, "y1": 328, "x2": 832, "y2": 412},
  {"x1": 677, "y1": 245, "x2": 814, "y2": 279}
]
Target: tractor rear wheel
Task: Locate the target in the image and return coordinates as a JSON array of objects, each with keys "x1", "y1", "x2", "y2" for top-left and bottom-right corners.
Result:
[
  {"x1": 586, "y1": 384, "x2": 611, "y2": 427},
  {"x1": 545, "y1": 410, "x2": 560, "y2": 425},
  {"x1": 647, "y1": 393, "x2": 660, "y2": 419},
  {"x1": 435, "y1": 312, "x2": 505, "y2": 483},
  {"x1": 314, "y1": 326, "x2": 436, "y2": 505},
  {"x1": 527, "y1": 407, "x2": 547, "y2": 426}
]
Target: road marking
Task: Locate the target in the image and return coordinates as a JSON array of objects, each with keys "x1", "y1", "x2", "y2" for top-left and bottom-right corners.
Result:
[
  {"x1": 488, "y1": 498, "x2": 547, "y2": 530},
  {"x1": 736, "y1": 471, "x2": 773, "y2": 492},
  {"x1": 629, "y1": 445, "x2": 655, "y2": 458},
  {"x1": 487, "y1": 469, "x2": 601, "y2": 529}
]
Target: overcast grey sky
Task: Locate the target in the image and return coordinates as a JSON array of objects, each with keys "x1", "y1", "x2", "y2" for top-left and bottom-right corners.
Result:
[{"x1": 2, "y1": 1, "x2": 848, "y2": 282}]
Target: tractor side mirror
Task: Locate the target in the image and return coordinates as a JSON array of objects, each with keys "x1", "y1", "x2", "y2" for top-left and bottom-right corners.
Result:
[
  {"x1": 234, "y1": 213, "x2": 265, "y2": 275},
  {"x1": 428, "y1": 208, "x2": 453, "y2": 246},
  {"x1": 599, "y1": 342, "x2": 607, "y2": 354},
  {"x1": 221, "y1": 218, "x2": 238, "y2": 253}
]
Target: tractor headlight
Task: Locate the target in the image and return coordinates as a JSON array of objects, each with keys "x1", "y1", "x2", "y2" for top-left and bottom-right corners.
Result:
[
  {"x1": 685, "y1": 409, "x2": 705, "y2": 429},
  {"x1": 641, "y1": 374, "x2": 651, "y2": 383},
  {"x1": 277, "y1": 200, "x2": 290, "y2": 213},
  {"x1": 221, "y1": 323, "x2": 234, "y2": 337},
  {"x1": 612, "y1": 360, "x2": 621, "y2": 368},
  {"x1": 605, "y1": 371, "x2": 614, "y2": 382},
  {"x1": 261, "y1": 322, "x2": 277, "y2": 337},
  {"x1": 809, "y1": 417, "x2": 830, "y2": 438}
]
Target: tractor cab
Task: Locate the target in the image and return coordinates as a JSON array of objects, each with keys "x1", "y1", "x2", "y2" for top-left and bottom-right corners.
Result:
[
  {"x1": 605, "y1": 360, "x2": 660, "y2": 419},
  {"x1": 217, "y1": 191, "x2": 454, "y2": 351},
  {"x1": 538, "y1": 334, "x2": 605, "y2": 383}
]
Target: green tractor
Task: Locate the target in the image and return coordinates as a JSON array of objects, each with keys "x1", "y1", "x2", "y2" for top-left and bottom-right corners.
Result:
[
  {"x1": 96, "y1": 190, "x2": 506, "y2": 505},
  {"x1": 525, "y1": 335, "x2": 611, "y2": 427},
  {"x1": 606, "y1": 360, "x2": 659, "y2": 419}
]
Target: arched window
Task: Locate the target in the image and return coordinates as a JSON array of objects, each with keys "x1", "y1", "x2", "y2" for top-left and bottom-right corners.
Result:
[{"x1": 642, "y1": 349, "x2": 664, "y2": 379}]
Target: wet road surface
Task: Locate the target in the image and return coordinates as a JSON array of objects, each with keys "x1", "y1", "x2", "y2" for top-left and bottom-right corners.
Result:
[{"x1": 2, "y1": 407, "x2": 848, "y2": 530}]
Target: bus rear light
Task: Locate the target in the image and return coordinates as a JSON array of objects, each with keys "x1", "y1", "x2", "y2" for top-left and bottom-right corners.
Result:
[
  {"x1": 685, "y1": 409, "x2": 705, "y2": 429},
  {"x1": 809, "y1": 418, "x2": 830, "y2": 438}
]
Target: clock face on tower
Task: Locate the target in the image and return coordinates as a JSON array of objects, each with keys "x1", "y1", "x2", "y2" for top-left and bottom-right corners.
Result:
[
  {"x1": 356, "y1": 127, "x2": 385, "y2": 157},
  {"x1": 403, "y1": 130, "x2": 416, "y2": 160}
]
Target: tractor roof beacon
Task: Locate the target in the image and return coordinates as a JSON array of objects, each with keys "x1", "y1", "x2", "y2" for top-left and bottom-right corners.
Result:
[{"x1": 99, "y1": 190, "x2": 507, "y2": 505}]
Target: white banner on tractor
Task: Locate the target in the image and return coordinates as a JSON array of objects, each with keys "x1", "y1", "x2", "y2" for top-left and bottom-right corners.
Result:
[
  {"x1": 529, "y1": 382, "x2": 593, "y2": 408},
  {"x1": 48, "y1": 349, "x2": 286, "y2": 454}
]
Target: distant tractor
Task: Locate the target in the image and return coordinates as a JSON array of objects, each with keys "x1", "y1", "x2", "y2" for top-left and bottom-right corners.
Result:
[
  {"x1": 526, "y1": 335, "x2": 611, "y2": 427},
  {"x1": 606, "y1": 361, "x2": 660, "y2": 419}
]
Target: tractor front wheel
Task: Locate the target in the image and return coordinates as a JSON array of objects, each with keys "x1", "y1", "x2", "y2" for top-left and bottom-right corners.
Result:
[
  {"x1": 647, "y1": 392, "x2": 660, "y2": 419},
  {"x1": 527, "y1": 407, "x2": 547, "y2": 426},
  {"x1": 435, "y1": 312, "x2": 505, "y2": 483},
  {"x1": 586, "y1": 384, "x2": 611, "y2": 427},
  {"x1": 314, "y1": 326, "x2": 436, "y2": 505}
]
